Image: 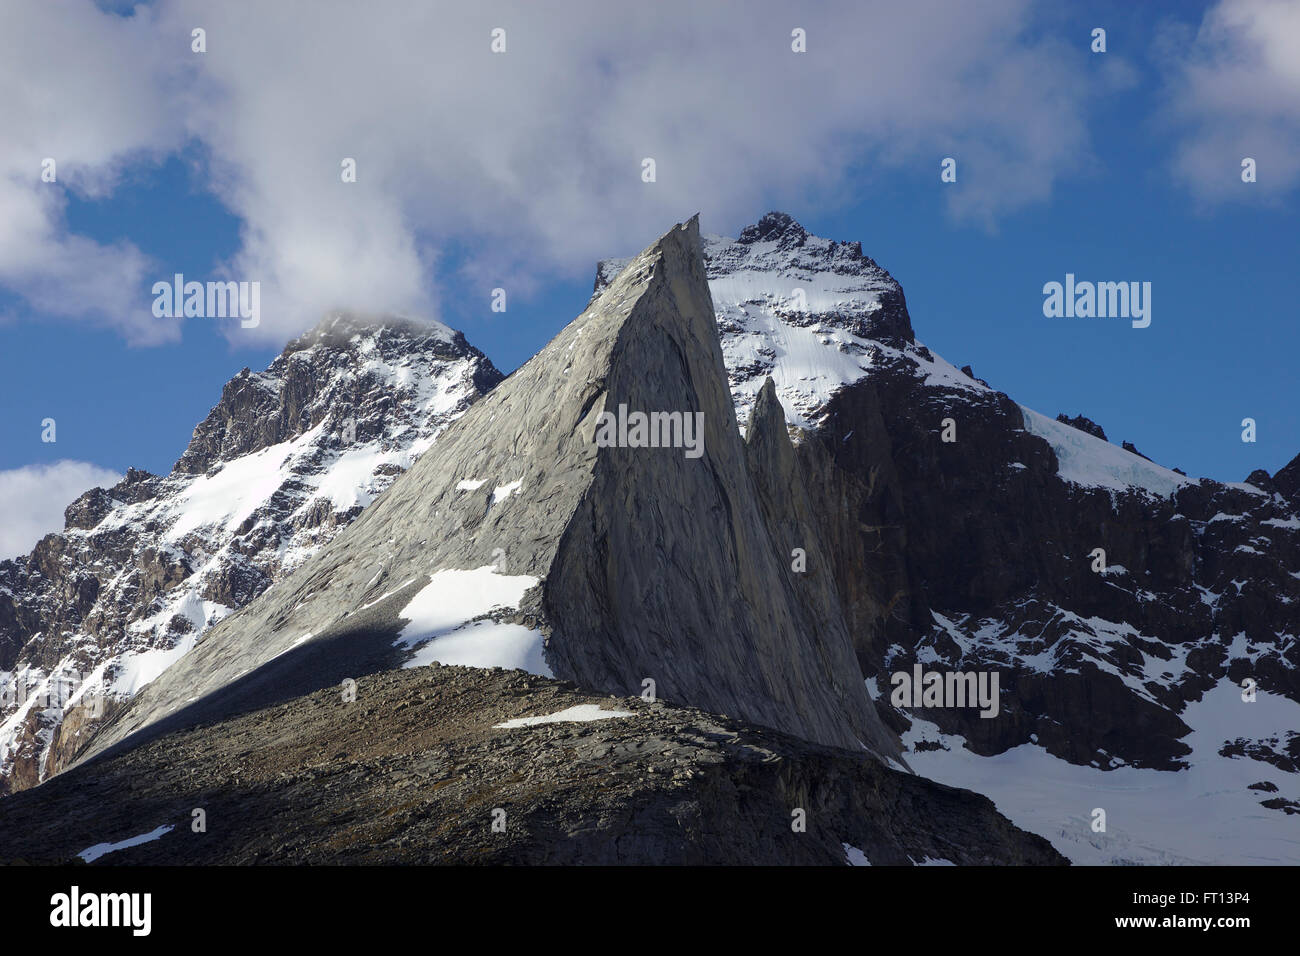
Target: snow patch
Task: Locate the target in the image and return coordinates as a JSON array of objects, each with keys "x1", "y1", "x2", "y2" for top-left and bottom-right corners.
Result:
[
  {"x1": 905, "y1": 679, "x2": 1300, "y2": 864},
  {"x1": 842, "y1": 843, "x2": 872, "y2": 866},
  {"x1": 78, "y1": 824, "x2": 175, "y2": 863},
  {"x1": 1019, "y1": 405, "x2": 1190, "y2": 498},
  {"x1": 494, "y1": 704, "x2": 636, "y2": 728},
  {"x1": 491, "y1": 479, "x2": 523, "y2": 504},
  {"x1": 396, "y1": 567, "x2": 549, "y2": 676}
]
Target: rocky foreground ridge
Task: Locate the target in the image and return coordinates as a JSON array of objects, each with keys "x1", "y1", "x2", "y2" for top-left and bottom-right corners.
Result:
[{"x1": 0, "y1": 665, "x2": 1061, "y2": 866}]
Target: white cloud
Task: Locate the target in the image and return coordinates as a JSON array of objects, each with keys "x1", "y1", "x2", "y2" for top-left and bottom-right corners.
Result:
[
  {"x1": 0, "y1": 461, "x2": 121, "y2": 560},
  {"x1": 1158, "y1": 0, "x2": 1300, "y2": 202},
  {"x1": 2, "y1": 0, "x2": 1111, "y2": 345},
  {"x1": 0, "y1": 1, "x2": 182, "y2": 343}
]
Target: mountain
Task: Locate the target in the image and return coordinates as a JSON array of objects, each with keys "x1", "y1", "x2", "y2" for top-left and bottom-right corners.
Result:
[
  {"x1": 661, "y1": 212, "x2": 1298, "y2": 864},
  {"x1": 0, "y1": 215, "x2": 1061, "y2": 866},
  {"x1": 0, "y1": 313, "x2": 502, "y2": 795},
  {"x1": 71, "y1": 217, "x2": 902, "y2": 766},
  {"x1": 4, "y1": 212, "x2": 1295, "y2": 866}
]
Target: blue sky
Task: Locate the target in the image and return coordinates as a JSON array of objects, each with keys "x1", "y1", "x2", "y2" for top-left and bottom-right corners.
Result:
[{"x1": 1, "y1": 0, "x2": 1297, "y2": 556}]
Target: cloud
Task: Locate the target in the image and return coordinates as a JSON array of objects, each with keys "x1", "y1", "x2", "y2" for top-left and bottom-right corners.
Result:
[
  {"x1": 0, "y1": 461, "x2": 122, "y2": 560},
  {"x1": 1157, "y1": 0, "x2": 1300, "y2": 202},
  {"x1": 0, "y1": 1, "x2": 183, "y2": 343},
  {"x1": 3, "y1": 0, "x2": 1110, "y2": 345}
]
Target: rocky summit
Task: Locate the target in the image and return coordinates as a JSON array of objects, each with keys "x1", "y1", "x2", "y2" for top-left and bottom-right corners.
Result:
[
  {"x1": 1, "y1": 214, "x2": 1296, "y2": 866},
  {"x1": 0, "y1": 313, "x2": 502, "y2": 796}
]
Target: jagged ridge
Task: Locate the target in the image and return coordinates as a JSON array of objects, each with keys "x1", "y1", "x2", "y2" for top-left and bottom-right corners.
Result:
[{"x1": 0, "y1": 313, "x2": 501, "y2": 795}]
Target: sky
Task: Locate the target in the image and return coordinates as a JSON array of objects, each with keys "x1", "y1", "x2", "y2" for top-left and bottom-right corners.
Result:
[{"x1": 0, "y1": 0, "x2": 1297, "y2": 558}]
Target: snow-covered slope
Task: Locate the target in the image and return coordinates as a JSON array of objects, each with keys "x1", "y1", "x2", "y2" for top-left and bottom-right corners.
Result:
[
  {"x1": 1019, "y1": 405, "x2": 1192, "y2": 499},
  {"x1": 0, "y1": 312, "x2": 502, "y2": 794},
  {"x1": 598, "y1": 211, "x2": 924, "y2": 432},
  {"x1": 903, "y1": 677, "x2": 1300, "y2": 864},
  {"x1": 599, "y1": 212, "x2": 1190, "y2": 502}
]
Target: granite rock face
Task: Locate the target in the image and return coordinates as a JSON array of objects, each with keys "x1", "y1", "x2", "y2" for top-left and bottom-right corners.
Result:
[{"x1": 543, "y1": 219, "x2": 898, "y2": 758}]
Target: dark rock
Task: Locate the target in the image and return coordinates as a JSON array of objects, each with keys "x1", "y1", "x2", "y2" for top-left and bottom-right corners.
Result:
[
  {"x1": 1245, "y1": 469, "x2": 1276, "y2": 494},
  {"x1": 1259, "y1": 797, "x2": 1300, "y2": 815},
  {"x1": 1056, "y1": 414, "x2": 1107, "y2": 441},
  {"x1": 1272, "y1": 451, "x2": 1300, "y2": 504},
  {"x1": 0, "y1": 666, "x2": 1063, "y2": 865},
  {"x1": 63, "y1": 487, "x2": 115, "y2": 532},
  {"x1": 1121, "y1": 440, "x2": 1152, "y2": 461},
  {"x1": 738, "y1": 211, "x2": 809, "y2": 245},
  {"x1": 1219, "y1": 733, "x2": 1300, "y2": 773}
]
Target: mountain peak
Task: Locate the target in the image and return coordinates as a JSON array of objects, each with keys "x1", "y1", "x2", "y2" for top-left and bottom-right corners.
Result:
[
  {"x1": 592, "y1": 214, "x2": 917, "y2": 432},
  {"x1": 79, "y1": 215, "x2": 902, "y2": 767},
  {"x1": 285, "y1": 311, "x2": 459, "y2": 358},
  {"x1": 738, "y1": 211, "x2": 808, "y2": 245},
  {"x1": 0, "y1": 305, "x2": 505, "y2": 795},
  {"x1": 174, "y1": 312, "x2": 502, "y2": 476}
]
